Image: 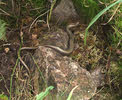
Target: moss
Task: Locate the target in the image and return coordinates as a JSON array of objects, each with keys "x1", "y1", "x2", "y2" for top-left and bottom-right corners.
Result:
[{"x1": 72, "y1": 0, "x2": 99, "y2": 23}]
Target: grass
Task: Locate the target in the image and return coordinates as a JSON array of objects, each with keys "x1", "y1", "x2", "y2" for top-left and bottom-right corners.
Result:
[
  {"x1": 35, "y1": 86, "x2": 78, "y2": 100},
  {"x1": 84, "y1": 0, "x2": 122, "y2": 45},
  {"x1": 67, "y1": 86, "x2": 78, "y2": 100},
  {"x1": 73, "y1": 0, "x2": 99, "y2": 23},
  {"x1": 31, "y1": 0, "x2": 46, "y2": 8},
  {"x1": 36, "y1": 86, "x2": 54, "y2": 100},
  {"x1": 48, "y1": 0, "x2": 57, "y2": 22},
  {"x1": 0, "y1": 0, "x2": 47, "y2": 28},
  {"x1": 9, "y1": 33, "x2": 23, "y2": 100}
]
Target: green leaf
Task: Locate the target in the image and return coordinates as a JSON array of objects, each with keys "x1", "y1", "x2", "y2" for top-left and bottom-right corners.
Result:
[
  {"x1": 84, "y1": 0, "x2": 122, "y2": 45},
  {"x1": 36, "y1": 86, "x2": 54, "y2": 100},
  {"x1": 0, "y1": 94, "x2": 8, "y2": 100},
  {"x1": 67, "y1": 86, "x2": 78, "y2": 100}
]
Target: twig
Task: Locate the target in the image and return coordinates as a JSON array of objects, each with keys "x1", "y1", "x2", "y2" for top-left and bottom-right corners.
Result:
[
  {"x1": 19, "y1": 55, "x2": 30, "y2": 74},
  {"x1": 11, "y1": 0, "x2": 14, "y2": 13},
  {"x1": 47, "y1": 14, "x2": 50, "y2": 30},
  {"x1": 102, "y1": 3, "x2": 121, "y2": 25},
  {"x1": 93, "y1": 86, "x2": 105, "y2": 98},
  {"x1": 0, "y1": 1, "x2": 6, "y2": 5},
  {"x1": 0, "y1": 43, "x2": 11, "y2": 48},
  {"x1": 28, "y1": 10, "x2": 49, "y2": 34},
  {"x1": 0, "y1": 8, "x2": 11, "y2": 16},
  {"x1": 0, "y1": 73, "x2": 10, "y2": 94}
]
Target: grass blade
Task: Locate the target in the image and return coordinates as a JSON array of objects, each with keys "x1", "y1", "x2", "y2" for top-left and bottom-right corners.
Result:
[
  {"x1": 84, "y1": 0, "x2": 122, "y2": 45},
  {"x1": 36, "y1": 86, "x2": 54, "y2": 100},
  {"x1": 67, "y1": 86, "x2": 78, "y2": 100}
]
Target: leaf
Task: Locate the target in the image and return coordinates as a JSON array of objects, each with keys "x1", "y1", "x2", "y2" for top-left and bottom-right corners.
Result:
[
  {"x1": 36, "y1": 86, "x2": 54, "y2": 100},
  {"x1": 0, "y1": 94, "x2": 8, "y2": 100}
]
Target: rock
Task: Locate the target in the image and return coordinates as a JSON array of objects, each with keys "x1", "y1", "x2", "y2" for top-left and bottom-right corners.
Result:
[
  {"x1": 23, "y1": 26, "x2": 104, "y2": 100},
  {"x1": 50, "y1": 0, "x2": 79, "y2": 24},
  {"x1": 26, "y1": 46, "x2": 104, "y2": 100}
]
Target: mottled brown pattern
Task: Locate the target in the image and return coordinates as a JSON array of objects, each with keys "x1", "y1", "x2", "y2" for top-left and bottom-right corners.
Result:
[
  {"x1": 26, "y1": 46, "x2": 103, "y2": 100},
  {"x1": 50, "y1": 0, "x2": 79, "y2": 24}
]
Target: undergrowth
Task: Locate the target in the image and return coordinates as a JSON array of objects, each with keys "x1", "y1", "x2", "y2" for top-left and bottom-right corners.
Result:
[
  {"x1": 0, "y1": 0, "x2": 122, "y2": 100},
  {"x1": 73, "y1": 0, "x2": 99, "y2": 23}
]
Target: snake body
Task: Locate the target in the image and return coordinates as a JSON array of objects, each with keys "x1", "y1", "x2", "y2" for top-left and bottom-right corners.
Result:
[
  {"x1": 21, "y1": 22, "x2": 79, "y2": 55},
  {"x1": 45, "y1": 22, "x2": 79, "y2": 55}
]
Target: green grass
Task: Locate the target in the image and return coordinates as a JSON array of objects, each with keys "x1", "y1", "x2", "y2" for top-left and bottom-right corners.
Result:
[
  {"x1": 48, "y1": 0, "x2": 57, "y2": 21},
  {"x1": 110, "y1": 25, "x2": 122, "y2": 47},
  {"x1": 84, "y1": 0, "x2": 122, "y2": 45},
  {"x1": 36, "y1": 86, "x2": 54, "y2": 100},
  {"x1": 67, "y1": 86, "x2": 78, "y2": 100},
  {"x1": 73, "y1": 0, "x2": 99, "y2": 23},
  {"x1": 9, "y1": 38, "x2": 22, "y2": 100},
  {"x1": 35, "y1": 86, "x2": 78, "y2": 100},
  {"x1": 31, "y1": 0, "x2": 46, "y2": 8}
]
